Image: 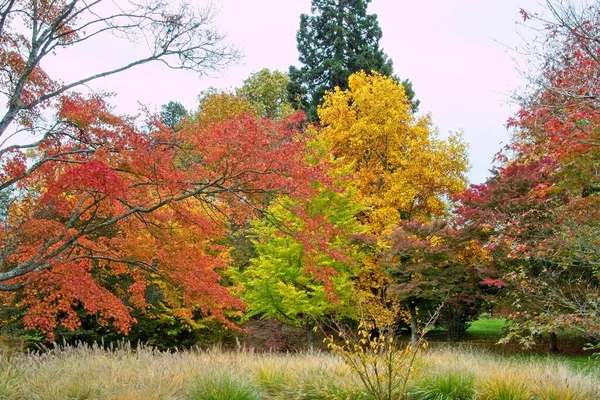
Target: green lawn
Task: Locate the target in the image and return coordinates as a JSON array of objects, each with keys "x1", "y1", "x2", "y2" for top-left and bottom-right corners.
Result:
[
  {"x1": 461, "y1": 317, "x2": 598, "y2": 369},
  {"x1": 466, "y1": 317, "x2": 511, "y2": 338}
]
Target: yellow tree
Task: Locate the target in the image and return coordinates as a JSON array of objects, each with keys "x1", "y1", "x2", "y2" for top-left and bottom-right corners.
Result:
[
  {"x1": 319, "y1": 71, "x2": 468, "y2": 234},
  {"x1": 318, "y1": 71, "x2": 469, "y2": 330},
  {"x1": 193, "y1": 88, "x2": 256, "y2": 128}
]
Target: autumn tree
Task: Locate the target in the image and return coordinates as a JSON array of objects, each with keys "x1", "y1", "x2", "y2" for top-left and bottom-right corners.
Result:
[
  {"x1": 0, "y1": 0, "x2": 331, "y2": 340},
  {"x1": 385, "y1": 220, "x2": 498, "y2": 344},
  {"x1": 454, "y1": 0, "x2": 600, "y2": 348},
  {"x1": 193, "y1": 88, "x2": 255, "y2": 128},
  {"x1": 319, "y1": 72, "x2": 468, "y2": 235},
  {"x1": 513, "y1": 1, "x2": 600, "y2": 346},
  {"x1": 236, "y1": 69, "x2": 294, "y2": 119},
  {"x1": 318, "y1": 71, "x2": 469, "y2": 340},
  {"x1": 288, "y1": 0, "x2": 418, "y2": 120},
  {"x1": 2, "y1": 104, "x2": 324, "y2": 340},
  {"x1": 235, "y1": 190, "x2": 361, "y2": 350}
]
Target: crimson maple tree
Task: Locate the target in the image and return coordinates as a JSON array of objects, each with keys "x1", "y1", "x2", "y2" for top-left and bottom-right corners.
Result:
[{"x1": 0, "y1": 0, "x2": 331, "y2": 340}]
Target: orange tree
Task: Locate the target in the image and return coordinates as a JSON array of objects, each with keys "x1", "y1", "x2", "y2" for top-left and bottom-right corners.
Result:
[{"x1": 0, "y1": 0, "x2": 329, "y2": 340}]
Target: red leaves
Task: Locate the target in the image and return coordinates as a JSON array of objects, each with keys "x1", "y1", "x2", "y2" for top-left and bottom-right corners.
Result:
[
  {"x1": 184, "y1": 111, "x2": 318, "y2": 201},
  {"x1": 20, "y1": 261, "x2": 135, "y2": 341},
  {"x1": 44, "y1": 160, "x2": 128, "y2": 201},
  {"x1": 480, "y1": 277, "x2": 506, "y2": 289},
  {"x1": 1, "y1": 93, "x2": 325, "y2": 339},
  {"x1": 0, "y1": 149, "x2": 26, "y2": 183}
]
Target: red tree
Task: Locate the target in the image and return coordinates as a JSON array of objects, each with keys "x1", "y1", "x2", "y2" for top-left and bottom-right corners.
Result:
[
  {"x1": 454, "y1": 0, "x2": 600, "y2": 347},
  {"x1": 1, "y1": 96, "x2": 322, "y2": 339},
  {"x1": 0, "y1": 0, "x2": 331, "y2": 340}
]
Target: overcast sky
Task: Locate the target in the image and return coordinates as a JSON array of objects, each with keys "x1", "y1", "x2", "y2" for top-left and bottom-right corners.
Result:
[{"x1": 42, "y1": 0, "x2": 545, "y2": 185}]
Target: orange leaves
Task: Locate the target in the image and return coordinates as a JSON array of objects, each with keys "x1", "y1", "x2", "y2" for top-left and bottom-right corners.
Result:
[
  {"x1": 181, "y1": 111, "x2": 318, "y2": 204},
  {"x1": 58, "y1": 94, "x2": 125, "y2": 135},
  {"x1": 20, "y1": 261, "x2": 135, "y2": 341},
  {"x1": 0, "y1": 91, "x2": 327, "y2": 339},
  {"x1": 35, "y1": 0, "x2": 81, "y2": 43}
]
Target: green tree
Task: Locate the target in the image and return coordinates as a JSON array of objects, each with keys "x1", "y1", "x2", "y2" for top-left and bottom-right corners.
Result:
[
  {"x1": 288, "y1": 0, "x2": 418, "y2": 120},
  {"x1": 160, "y1": 101, "x2": 187, "y2": 131},
  {"x1": 236, "y1": 69, "x2": 294, "y2": 118},
  {"x1": 235, "y1": 191, "x2": 361, "y2": 350}
]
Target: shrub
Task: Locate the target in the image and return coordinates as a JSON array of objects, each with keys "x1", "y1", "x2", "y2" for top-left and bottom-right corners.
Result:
[
  {"x1": 326, "y1": 321, "x2": 422, "y2": 400},
  {"x1": 476, "y1": 378, "x2": 531, "y2": 400},
  {"x1": 187, "y1": 373, "x2": 262, "y2": 400},
  {"x1": 409, "y1": 371, "x2": 475, "y2": 400}
]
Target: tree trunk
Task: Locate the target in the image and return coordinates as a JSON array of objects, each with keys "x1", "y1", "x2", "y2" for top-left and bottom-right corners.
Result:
[
  {"x1": 549, "y1": 330, "x2": 559, "y2": 352},
  {"x1": 409, "y1": 302, "x2": 418, "y2": 347},
  {"x1": 306, "y1": 319, "x2": 314, "y2": 352}
]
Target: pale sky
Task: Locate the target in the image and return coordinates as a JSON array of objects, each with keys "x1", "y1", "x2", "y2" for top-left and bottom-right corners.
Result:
[{"x1": 41, "y1": 0, "x2": 545, "y2": 185}]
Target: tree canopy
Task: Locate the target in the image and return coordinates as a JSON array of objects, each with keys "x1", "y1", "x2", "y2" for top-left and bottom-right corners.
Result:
[
  {"x1": 237, "y1": 69, "x2": 294, "y2": 119},
  {"x1": 0, "y1": 0, "x2": 323, "y2": 340},
  {"x1": 318, "y1": 71, "x2": 468, "y2": 235},
  {"x1": 454, "y1": 0, "x2": 600, "y2": 345},
  {"x1": 288, "y1": 0, "x2": 418, "y2": 121}
]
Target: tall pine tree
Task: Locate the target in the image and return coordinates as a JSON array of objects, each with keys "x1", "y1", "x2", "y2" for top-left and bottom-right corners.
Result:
[
  {"x1": 160, "y1": 101, "x2": 187, "y2": 131},
  {"x1": 288, "y1": 0, "x2": 419, "y2": 121}
]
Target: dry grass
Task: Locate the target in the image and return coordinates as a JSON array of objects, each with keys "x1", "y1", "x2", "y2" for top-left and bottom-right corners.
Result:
[
  {"x1": 421, "y1": 347, "x2": 600, "y2": 400},
  {"x1": 0, "y1": 342, "x2": 598, "y2": 399},
  {"x1": 1, "y1": 343, "x2": 364, "y2": 399}
]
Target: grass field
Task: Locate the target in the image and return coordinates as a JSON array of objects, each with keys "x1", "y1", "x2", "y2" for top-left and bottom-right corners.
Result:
[
  {"x1": 422, "y1": 316, "x2": 598, "y2": 374},
  {"x1": 0, "y1": 342, "x2": 598, "y2": 399},
  {"x1": 1, "y1": 317, "x2": 598, "y2": 398},
  {"x1": 465, "y1": 317, "x2": 511, "y2": 338}
]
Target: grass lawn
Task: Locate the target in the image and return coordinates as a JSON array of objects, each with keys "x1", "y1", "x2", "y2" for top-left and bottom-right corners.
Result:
[
  {"x1": 466, "y1": 317, "x2": 511, "y2": 338},
  {"x1": 418, "y1": 316, "x2": 596, "y2": 371}
]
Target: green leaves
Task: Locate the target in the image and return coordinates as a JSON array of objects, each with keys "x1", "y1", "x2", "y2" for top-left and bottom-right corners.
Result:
[
  {"x1": 236, "y1": 69, "x2": 294, "y2": 119},
  {"x1": 235, "y1": 191, "x2": 362, "y2": 327}
]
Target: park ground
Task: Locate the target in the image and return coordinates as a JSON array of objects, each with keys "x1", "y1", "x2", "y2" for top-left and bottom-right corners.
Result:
[{"x1": 1, "y1": 316, "x2": 599, "y2": 399}]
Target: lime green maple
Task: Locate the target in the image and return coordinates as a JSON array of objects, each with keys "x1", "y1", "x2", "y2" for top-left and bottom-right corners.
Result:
[{"x1": 236, "y1": 191, "x2": 361, "y2": 349}]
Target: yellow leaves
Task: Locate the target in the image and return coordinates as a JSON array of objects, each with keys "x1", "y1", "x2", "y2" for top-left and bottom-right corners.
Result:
[
  {"x1": 317, "y1": 71, "x2": 469, "y2": 235},
  {"x1": 457, "y1": 240, "x2": 491, "y2": 266},
  {"x1": 193, "y1": 90, "x2": 255, "y2": 129},
  {"x1": 323, "y1": 315, "x2": 422, "y2": 399},
  {"x1": 429, "y1": 235, "x2": 444, "y2": 248}
]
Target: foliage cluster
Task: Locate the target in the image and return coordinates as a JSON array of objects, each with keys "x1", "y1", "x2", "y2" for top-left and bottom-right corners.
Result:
[{"x1": 453, "y1": 0, "x2": 600, "y2": 348}]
